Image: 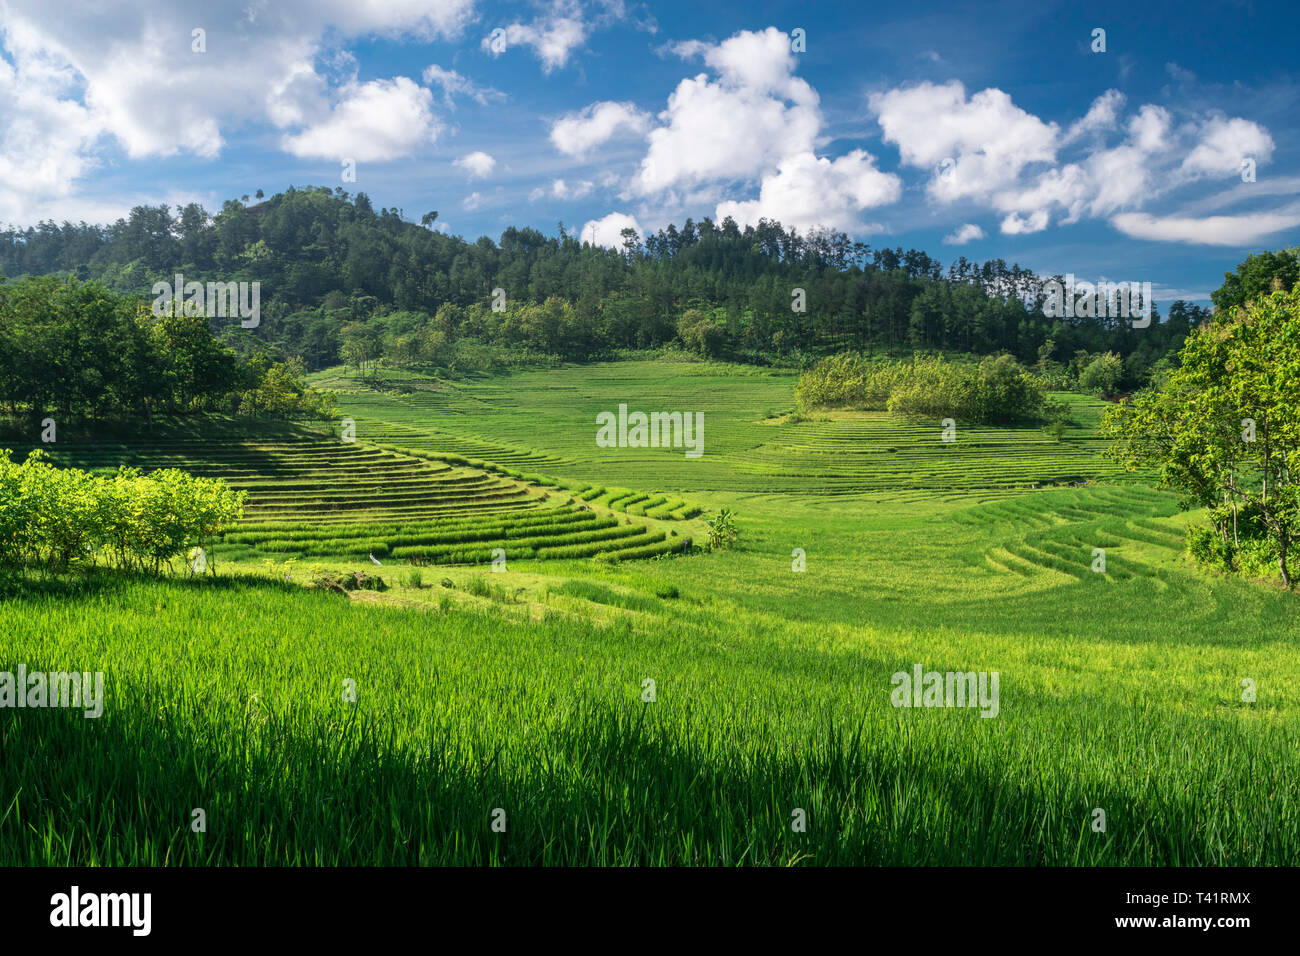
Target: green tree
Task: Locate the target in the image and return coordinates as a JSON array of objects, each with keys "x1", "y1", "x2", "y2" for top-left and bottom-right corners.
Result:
[
  {"x1": 677, "y1": 309, "x2": 725, "y2": 358},
  {"x1": 1078, "y1": 351, "x2": 1125, "y2": 396},
  {"x1": 1210, "y1": 249, "x2": 1299, "y2": 314},
  {"x1": 1102, "y1": 286, "x2": 1300, "y2": 587}
]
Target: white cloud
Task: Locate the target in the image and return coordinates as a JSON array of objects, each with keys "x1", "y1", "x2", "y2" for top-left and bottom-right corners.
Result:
[
  {"x1": 266, "y1": 59, "x2": 331, "y2": 130},
  {"x1": 422, "y1": 65, "x2": 504, "y2": 108},
  {"x1": 870, "y1": 80, "x2": 1058, "y2": 204},
  {"x1": 634, "y1": 27, "x2": 821, "y2": 196},
  {"x1": 0, "y1": 41, "x2": 105, "y2": 220},
  {"x1": 479, "y1": 0, "x2": 646, "y2": 72},
  {"x1": 1111, "y1": 205, "x2": 1300, "y2": 246},
  {"x1": 715, "y1": 150, "x2": 900, "y2": 233},
  {"x1": 1062, "y1": 90, "x2": 1125, "y2": 143},
  {"x1": 943, "y1": 223, "x2": 985, "y2": 245},
  {"x1": 530, "y1": 178, "x2": 595, "y2": 201},
  {"x1": 580, "y1": 211, "x2": 641, "y2": 247},
  {"x1": 597, "y1": 27, "x2": 903, "y2": 234},
  {"x1": 453, "y1": 150, "x2": 496, "y2": 178},
  {"x1": 999, "y1": 210, "x2": 1050, "y2": 235},
  {"x1": 281, "y1": 77, "x2": 439, "y2": 161},
  {"x1": 549, "y1": 101, "x2": 650, "y2": 158},
  {"x1": 482, "y1": 3, "x2": 588, "y2": 72},
  {"x1": 1179, "y1": 115, "x2": 1275, "y2": 179},
  {"x1": 667, "y1": 28, "x2": 805, "y2": 96},
  {"x1": 870, "y1": 78, "x2": 1280, "y2": 240},
  {"x1": 463, "y1": 191, "x2": 483, "y2": 210},
  {"x1": 0, "y1": 0, "x2": 477, "y2": 221}
]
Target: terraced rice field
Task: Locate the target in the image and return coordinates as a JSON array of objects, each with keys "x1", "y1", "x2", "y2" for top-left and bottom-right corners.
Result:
[
  {"x1": 314, "y1": 360, "x2": 1133, "y2": 497},
  {"x1": 5, "y1": 359, "x2": 1298, "y2": 867},
  {"x1": 33, "y1": 435, "x2": 690, "y2": 565}
]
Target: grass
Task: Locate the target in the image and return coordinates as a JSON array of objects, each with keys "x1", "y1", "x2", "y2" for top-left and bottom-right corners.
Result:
[
  {"x1": 1, "y1": 358, "x2": 1297, "y2": 865},
  {"x1": 20, "y1": 433, "x2": 690, "y2": 566}
]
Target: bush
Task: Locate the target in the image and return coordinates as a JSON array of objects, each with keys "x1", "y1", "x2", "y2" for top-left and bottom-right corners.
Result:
[
  {"x1": 1078, "y1": 352, "x2": 1125, "y2": 396},
  {"x1": 1186, "y1": 525, "x2": 1233, "y2": 572},
  {"x1": 677, "y1": 309, "x2": 727, "y2": 358},
  {"x1": 1236, "y1": 537, "x2": 1283, "y2": 580},
  {"x1": 797, "y1": 352, "x2": 1046, "y2": 425},
  {"x1": 0, "y1": 450, "x2": 245, "y2": 575},
  {"x1": 704, "y1": 509, "x2": 739, "y2": 550},
  {"x1": 310, "y1": 570, "x2": 387, "y2": 593},
  {"x1": 794, "y1": 352, "x2": 899, "y2": 410}
]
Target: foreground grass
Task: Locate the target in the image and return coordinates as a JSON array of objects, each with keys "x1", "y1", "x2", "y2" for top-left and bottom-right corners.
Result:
[{"x1": 3, "y1": 482, "x2": 1297, "y2": 865}]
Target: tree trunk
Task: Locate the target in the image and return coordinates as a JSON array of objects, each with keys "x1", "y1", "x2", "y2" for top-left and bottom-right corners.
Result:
[{"x1": 1280, "y1": 532, "x2": 1291, "y2": 590}]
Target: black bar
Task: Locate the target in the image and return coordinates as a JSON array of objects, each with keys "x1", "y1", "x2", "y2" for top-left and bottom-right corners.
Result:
[{"x1": 1, "y1": 866, "x2": 1290, "y2": 942}]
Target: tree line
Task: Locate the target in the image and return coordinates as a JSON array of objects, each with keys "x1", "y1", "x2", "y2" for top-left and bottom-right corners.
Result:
[
  {"x1": 0, "y1": 186, "x2": 1212, "y2": 387},
  {"x1": 0, "y1": 275, "x2": 335, "y2": 425}
]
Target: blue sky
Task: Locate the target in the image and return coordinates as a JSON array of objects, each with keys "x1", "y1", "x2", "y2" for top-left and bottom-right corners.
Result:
[{"x1": 2, "y1": 0, "x2": 1298, "y2": 303}]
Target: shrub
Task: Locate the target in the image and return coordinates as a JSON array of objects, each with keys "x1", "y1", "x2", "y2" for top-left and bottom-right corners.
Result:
[
  {"x1": 0, "y1": 450, "x2": 244, "y2": 575},
  {"x1": 678, "y1": 309, "x2": 727, "y2": 358},
  {"x1": 1186, "y1": 525, "x2": 1233, "y2": 572},
  {"x1": 1078, "y1": 352, "x2": 1125, "y2": 396},
  {"x1": 797, "y1": 352, "x2": 1046, "y2": 424},
  {"x1": 310, "y1": 570, "x2": 387, "y2": 593},
  {"x1": 704, "y1": 509, "x2": 739, "y2": 550}
]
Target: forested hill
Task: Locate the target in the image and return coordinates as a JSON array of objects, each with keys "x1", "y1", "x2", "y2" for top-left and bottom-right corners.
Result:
[{"x1": 0, "y1": 185, "x2": 1200, "y2": 381}]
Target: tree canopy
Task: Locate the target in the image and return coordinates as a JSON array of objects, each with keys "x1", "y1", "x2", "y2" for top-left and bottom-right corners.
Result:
[
  {"x1": 1103, "y1": 285, "x2": 1300, "y2": 588},
  {"x1": 1, "y1": 186, "x2": 1199, "y2": 383}
]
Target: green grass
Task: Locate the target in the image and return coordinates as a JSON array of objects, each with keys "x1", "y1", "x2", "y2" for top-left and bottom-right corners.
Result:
[
  {"x1": 2, "y1": 358, "x2": 1297, "y2": 865},
  {"x1": 311, "y1": 361, "x2": 1130, "y2": 496},
  {"x1": 20, "y1": 433, "x2": 687, "y2": 565}
]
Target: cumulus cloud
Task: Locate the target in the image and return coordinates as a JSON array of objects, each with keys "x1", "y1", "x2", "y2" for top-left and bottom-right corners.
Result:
[
  {"x1": 281, "y1": 77, "x2": 439, "y2": 161},
  {"x1": 715, "y1": 150, "x2": 900, "y2": 232},
  {"x1": 999, "y1": 210, "x2": 1050, "y2": 235},
  {"x1": 549, "y1": 101, "x2": 650, "y2": 158},
  {"x1": 870, "y1": 80, "x2": 1278, "y2": 238},
  {"x1": 1061, "y1": 89, "x2": 1125, "y2": 144},
  {"x1": 480, "y1": 0, "x2": 649, "y2": 72},
  {"x1": 453, "y1": 150, "x2": 496, "y2": 178},
  {"x1": 943, "y1": 223, "x2": 985, "y2": 245},
  {"x1": 550, "y1": 27, "x2": 900, "y2": 234},
  {"x1": 0, "y1": 42, "x2": 106, "y2": 219},
  {"x1": 634, "y1": 27, "x2": 821, "y2": 196},
  {"x1": 580, "y1": 211, "x2": 642, "y2": 247},
  {"x1": 1179, "y1": 115, "x2": 1275, "y2": 179},
  {"x1": 871, "y1": 80, "x2": 1058, "y2": 204},
  {"x1": 482, "y1": 2, "x2": 588, "y2": 72},
  {"x1": 0, "y1": 0, "x2": 476, "y2": 220},
  {"x1": 577, "y1": 27, "x2": 899, "y2": 234}
]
